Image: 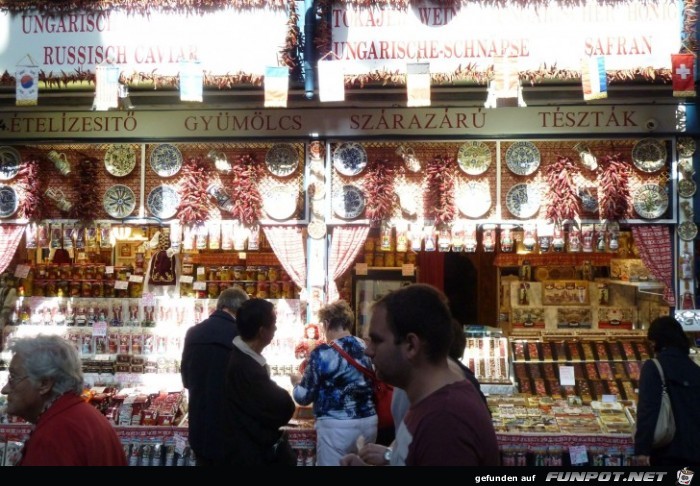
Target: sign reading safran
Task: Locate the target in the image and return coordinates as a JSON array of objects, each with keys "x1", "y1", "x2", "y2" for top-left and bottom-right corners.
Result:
[
  {"x1": 0, "y1": 7, "x2": 288, "y2": 78},
  {"x1": 331, "y1": 0, "x2": 682, "y2": 74}
]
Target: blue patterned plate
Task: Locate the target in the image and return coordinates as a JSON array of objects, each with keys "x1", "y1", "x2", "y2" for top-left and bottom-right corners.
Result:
[
  {"x1": 0, "y1": 185, "x2": 18, "y2": 218},
  {"x1": 103, "y1": 184, "x2": 136, "y2": 219},
  {"x1": 333, "y1": 142, "x2": 368, "y2": 177},
  {"x1": 147, "y1": 185, "x2": 180, "y2": 219},
  {"x1": 0, "y1": 146, "x2": 21, "y2": 181},
  {"x1": 333, "y1": 184, "x2": 365, "y2": 219},
  {"x1": 150, "y1": 143, "x2": 183, "y2": 178},
  {"x1": 506, "y1": 141, "x2": 540, "y2": 176},
  {"x1": 506, "y1": 183, "x2": 541, "y2": 218}
]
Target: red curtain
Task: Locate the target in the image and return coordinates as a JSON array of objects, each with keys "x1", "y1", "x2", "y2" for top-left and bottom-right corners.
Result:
[
  {"x1": 631, "y1": 225, "x2": 675, "y2": 306},
  {"x1": 262, "y1": 226, "x2": 307, "y2": 290},
  {"x1": 417, "y1": 251, "x2": 445, "y2": 291},
  {"x1": 328, "y1": 225, "x2": 369, "y2": 302},
  {"x1": 0, "y1": 224, "x2": 25, "y2": 274}
]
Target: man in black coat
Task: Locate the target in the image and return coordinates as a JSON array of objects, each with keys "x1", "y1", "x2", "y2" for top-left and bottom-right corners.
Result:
[{"x1": 181, "y1": 287, "x2": 249, "y2": 466}]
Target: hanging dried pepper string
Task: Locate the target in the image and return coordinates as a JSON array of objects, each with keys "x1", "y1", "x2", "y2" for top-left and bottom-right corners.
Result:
[
  {"x1": 424, "y1": 155, "x2": 456, "y2": 227},
  {"x1": 229, "y1": 154, "x2": 264, "y2": 226},
  {"x1": 544, "y1": 155, "x2": 580, "y2": 224},
  {"x1": 69, "y1": 156, "x2": 100, "y2": 222},
  {"x1": 17, "y1": 158, "x2": 44, "y2": 220},
  {"x1": 364, "y1": 158, "x2": 396, "y2": 226},
  {"x1": 597, "y1": 153, "x2": 631, "y2": 221},
  {"x1": 177, "y1": 156, "x2": 210, "y2": 225}
]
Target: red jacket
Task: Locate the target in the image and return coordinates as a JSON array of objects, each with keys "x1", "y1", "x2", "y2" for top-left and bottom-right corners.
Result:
[{"x1": 19, "y1": 393, "x2": 127, "y2": 466}]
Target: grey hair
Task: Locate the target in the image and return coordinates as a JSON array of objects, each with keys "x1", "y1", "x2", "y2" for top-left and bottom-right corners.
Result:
[
  {"x1": 217, "y1": 287, "x2": 249, "y2": 312},
  {"x1": 9, "y1": 335, "x2": 84, "y2": 398}
]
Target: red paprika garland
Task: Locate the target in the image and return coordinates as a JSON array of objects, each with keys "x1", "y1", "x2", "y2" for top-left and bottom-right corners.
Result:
[
  {"x1": 364, "y1": 158, "x2": 396, "y2": 226},
  {"x1": 597, "y1": 153, "x2": 631, "y2": 221},
  {"x1": 229, "y1": 154, "x2": 264, "y2": 226},
  {"x1": 17, "y1": 159, "x2": 44, "y2": 220},
  {"x1": 177, "y1": 156, "x2": 210, "y2": 225},
  {"x1": 424, "y1": 155, "x2": 456, "y2": 226},
  {"x1": 544, "y1": 155, "x2": 580, "y2": 224},
  {"x1": 69, "y1": 156, "x2": 100, "y2": 221}
]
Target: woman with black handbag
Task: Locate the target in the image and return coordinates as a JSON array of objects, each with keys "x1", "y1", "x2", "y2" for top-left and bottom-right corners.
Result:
[{"x1": 634, "y1": 316, "x2": 700, "y2": 466}]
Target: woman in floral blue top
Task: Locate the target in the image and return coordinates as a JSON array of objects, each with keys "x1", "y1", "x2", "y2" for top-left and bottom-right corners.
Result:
[{"x1": 291, "y1": 300, "x2": 378, "y2": 466}]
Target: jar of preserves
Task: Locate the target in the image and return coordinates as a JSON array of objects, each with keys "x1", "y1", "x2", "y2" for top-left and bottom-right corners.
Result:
[
  {"x1": 256, "y1": 281, "x2": 269, "y2": 299},
  {"x1": 129, "y1": 281, "x2": 143, "y2": 298},
  {"x1": 207, "y1": 282, "x2": 219, "y2": 299},
  {"x1": 233, "y1": 265, "x2": 245, "y2": 280},
  {"x1": 81, "y1": 281, "x2": 92, "y2": 297},
  {"x1": 46, "y1": 280, "x2": 57, "y2": 297},
  {"x1": 103, "y1": 280, "x2": 115, "y2": 298},
  {"x1": 246, "y1": 266, "x2": 257, "y2": 281},
  {"x1": 257, "y1": 266, "x2": 268, "y2": 281},
  {"x1": 208, "y1": 267, "x2": 218, "y2": 281},
  {"x1": 73, "y1": 265, "x2": 85, "y2": 281},
  {"x1": 57, "y1": 280, "x2": 69, "y2": 298},
  {"x1": 60, "y1": 263, "x2": 72, "y2": 280},
  {"x1": 220, "y1": 266, "x2": 232, "y2": 281},
  {"x1": 268, "y1": 266, "x2": 279, "y2": 282},
  {"x1": 384, "y1": 252, "x2": 396, "y2": 267},
  {"x1": 92, "y1": 281, "x2": 103, "y2": 298},
  {"x1": 269, "y1": 281, "x2": 281, "y2": 299},
  {"x1": 70, "y1": 281, "x2": 81, "y2": 297},
  {"x1": 373, "y1": 252, "x2": 385, "y2": 267},
  {"x1": 245, "y1": 282, "x2": 256, "y2": 296},
  {"x1": 47, "y1": 264, "x2": 58, "y2": 280}
]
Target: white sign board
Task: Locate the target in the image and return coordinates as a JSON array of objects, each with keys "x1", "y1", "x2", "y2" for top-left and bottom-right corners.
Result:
[
  {"x1": 0, "y1": 8, "x2": 289, "y2": 78},
  {"x1": 330, "y1": 0, "x2": 681, "y2": 74}
]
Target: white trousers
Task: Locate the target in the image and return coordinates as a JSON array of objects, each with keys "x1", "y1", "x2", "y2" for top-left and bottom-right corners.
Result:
[{"x1": 314, "y1": 415, "x2": 378, "y2": 466}]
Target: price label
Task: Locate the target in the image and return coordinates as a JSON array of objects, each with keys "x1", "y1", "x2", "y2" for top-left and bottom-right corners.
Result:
[
  {"x1": 180, "y1": 275, "x2": 194, "y2": 284},
  {"x1": 402, "y1": 264, "x2": 415, "y2": 277},
  {"x1": 193, "y1": 281, "x2": 206, "y2": 291},
  {"x1": 14, "y1": 264, "x2": 30, "y2": 279},
  {"x1": 355, "y1": 263, "x2": 368, "y2": 275},
  {"x1": 92, "y1": 321, "x2": 108, "y2": 337},
  {"x1": 105, "y1": 266, "x2": 114, "y2": 274},
  {"x1": 568, "y1": 445, "x2": 588, "y2": 465},
  {"x1": 174, "y1": 435, "x2": 188, "y2": 455},
  {"x1": 197, "y1": 267, "x2": 205, "y2": 275},
  {"x1": 114, "y1": 280, "x2": 129, "y2": 290},
  {"x1": 602, "y1": 394, "x2": 618, "y2": 403},
  {"x1": 559, "y1": 365, "x2": 575, "y2": 386},
  {"x1": 142, "y1": 292, "x2": 155, "y2": 306},
  {"x1": 128, "y1": 274, "x2": 144, "y2": 283}
]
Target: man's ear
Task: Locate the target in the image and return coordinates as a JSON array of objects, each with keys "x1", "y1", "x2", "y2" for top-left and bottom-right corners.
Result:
[{"x1": 404, "y1": 333, "x2": 421, "y2": 359}]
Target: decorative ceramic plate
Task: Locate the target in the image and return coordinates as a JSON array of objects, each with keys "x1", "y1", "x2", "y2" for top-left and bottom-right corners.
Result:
[
  {"x1": 105, "y1": 144, "x2": 136, "y2": 177},
  {"x1": 678, "y1": 221, "x2": 698, "y2": 241},
  {"x1": 263, "y1": 184, "x2": 298, "y2": 220},
  {"x1": 150, "y1": 143, "x2": 183, "y2": 177},
  {"x1": 307, "y1": 219, "x2": 327, "y2": 239},
  {"x1": 457, "y1": 181, "x2": 491, "y2": 218},
  {"x1": 265, "y1": 144, "x2": 299, "y2": 177},
  {"x1": 0, "y1": 146, "x2": 21, "y2": 181},
  {"x1": 103, "y1": 184, "x2": 136, "y2": 219},
  {"x1": 0, "y1": 185, "x2": 18, "y2": 218},
  {"x1": 505, "y1": 141, "x2": 540, "y2": 176},
  {"x1": 631, "y1": 139, "x2": 666, "y2": 173},
  {"x1": 633, "y1": 183, "x2": 668, "y2": 219},
  {"x1": 147, "y1": 185, "x2": 180, "y2": 219},
  {"x1": 333, "y1": 184, "x2": 365, "y2": 219},
  {"x1": 679, "y1": 179, "x2": 697, "y2": 198},
  {"x1": 505, "y1": 183, "x2": 541, "y2": 218},
  {"x1": 677, "y1": 137, "x2": 696, "y2": 158},
  {"x1": 457, "y1": 142, "x2": 491, "y2": 175},
  {"x1": 332, "y1": 142, "x2": 368, "y2": 176}
]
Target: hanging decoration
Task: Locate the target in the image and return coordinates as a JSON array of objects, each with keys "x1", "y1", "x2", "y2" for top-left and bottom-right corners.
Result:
[
  {"x1": 230, "y1": 154, "x2": 264, "y2": 226},
  {"x1": 69, "y1": 156, "x2": 100, "y2": 221},
  {"x1": 424, "y1": 155, "x2": 456, "y2": 227},
  {"x1": 280, "y1": 0, "x2": 303, "y2": 82},
  {"x1": 15, "y1": 55, "x2": 39, "y2": 106},
  {"x1": 16, "y1": 158, "x2": 44, "y2": 220},
  {"x1": 597, "y1": 154, "x2": 631, "y2": 221},
  {"x1": 364, "y1": 158, "x2": 396, "y2": 227},
  {"x1": 177, "y1": 156, "x2": 210, "y2": 225},
  {"x1": 543, "y1": 155, "x2": 581, "y2": 224}
]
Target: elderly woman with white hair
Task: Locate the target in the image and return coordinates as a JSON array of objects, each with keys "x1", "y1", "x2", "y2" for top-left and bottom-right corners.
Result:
[{"x1": 1, "y1": 334, "x2": 127, "y2": 466}]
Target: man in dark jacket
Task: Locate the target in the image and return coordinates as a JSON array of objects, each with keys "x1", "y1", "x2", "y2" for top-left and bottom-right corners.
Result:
[
  {"x1": 181, "y1": 287, "x2": 249, "y2": 466},
  {"x1": 224, "y1": 299, "x2": 296, "y2": 466}
]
